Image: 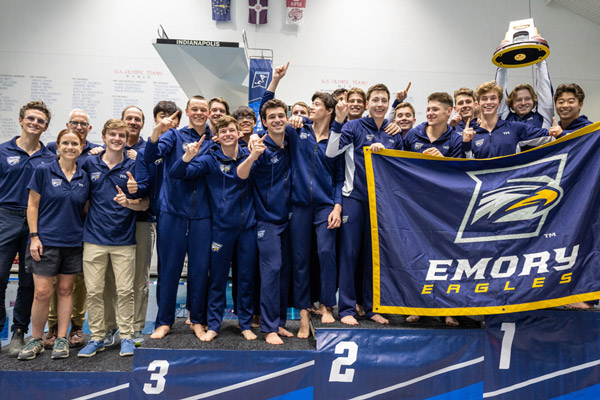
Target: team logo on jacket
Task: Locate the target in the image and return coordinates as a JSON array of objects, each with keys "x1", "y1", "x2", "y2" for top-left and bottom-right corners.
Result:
[
  {"x1": 475, "y1": 139, "x2": 484, "y2": 147},
  {"x1": 78, "y1": 183, "x2": 84, "y2": 187},
  {"x1": 154, "y1": 158, "x2": 163, "y2": 165},
  {"x1": 51, "y1": 179, "x2": 62, "y2": 187},
  {"x1": 7, "y1": 156, "x2": 20, "y2": 165},
  {"x1": 300, "y1": 132, "x2": 309, "y2": 140},
  {"x1": 91, "y1": 172, "x2": 101, "y2": 181},
  {"x1": 455, "y1": 154, "x2": 566, "y2": 243},
  {"x1": 414, "y1": 143, "x2": 423, "y2": 150},
  {"x1": 342, "y1": 215, "x2": 349, "y2": 224},
  {"x1": 219, "y1": 163, "x2": 231, "y2": 173},
  {"x1": 211, "y1": 242, "x2": 223, "y2": 252},
  {"x1": 119, "y1": 174, "x2": 127, "y2": 179},
  {"x1": 270, "y1": 155, "x2": 279, "y2": 164},
  {"x1": 443, "y1": 145, "x2": 449, "y2": 150},
  {"x1": 366, "y1": 134, "x2": 374, "y2": 142},
  {"x1": 257, "y1": 230, "x2": 265, "y2": 239}
]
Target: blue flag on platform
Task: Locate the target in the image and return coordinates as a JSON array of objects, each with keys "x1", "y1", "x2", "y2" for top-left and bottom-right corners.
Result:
[
  {"x1": 366, "y1": 123, "x2": 600, "y2": 316},
  {"x1": 248, "y1": 58, "x2": 272, "y2": 133},
  {"x1": 212, "y1": 0, "x2": 231, "y2": 21}
]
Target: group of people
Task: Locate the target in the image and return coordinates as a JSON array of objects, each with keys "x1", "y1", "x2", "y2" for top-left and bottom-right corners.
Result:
[{"x1": 0, "y1": 59, "x2": 593, "y2": 360}]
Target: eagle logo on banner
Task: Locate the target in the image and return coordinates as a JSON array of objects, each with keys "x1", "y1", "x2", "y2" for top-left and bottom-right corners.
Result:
[{"x1": 455, "y1": 154, "x2": 566, "y2": 243}]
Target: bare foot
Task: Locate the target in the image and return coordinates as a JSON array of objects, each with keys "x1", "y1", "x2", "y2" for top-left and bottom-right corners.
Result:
[
  {"x1": 356, "y1": 304, "x2": 366, "y2": 317},
  {"x1": 190, "y1": 323, "x2": 206, "y2": 339},
  {"x1": 251, "y1": 315, "x2": 260, "y2": 328},
  {"x1": 185, "y1": 315, "x2": 191, "y2": 325},
  {"x1": 445, "y1": 316, "x2": 459, "y2": 327},
  {"x1": 278, "y1": 327, "x2": 294, "y2": 337},
  {"x1": 150, "y1": 325, "x2": 170, "y2": 339},
  {"x1": 241, "y1": 330, "x2": 257, "y2": 341},
  {"x1": 298, "y1": 309, "x2": 310, "y2": 338},
  {"x1": 565, "y1": 302, "x2": 595, "y2": 309},
  {"x1": 341, "y1": 315, "x2": 359, "y2": 325},
  {"x1": 310, "y1": 304, "x2": 322, "y2": 315},
  {"x1": 320, "y1": 305, "x2": 335, "y2": 324},
  {"x1": 406, "y1": 315, "x2": 420, "y2": 323},
  {"x1": 199, "y1": 330, "x2": 218, "y2": 342},
  {"x1": 370, "y1": 314, "x2": 389, "y2": 324},
  {"x1": 266, "y1": 332, "x2": 284, "y2": 345}
]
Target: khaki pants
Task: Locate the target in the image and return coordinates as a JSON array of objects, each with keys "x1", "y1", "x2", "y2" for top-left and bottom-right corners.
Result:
[
  {"x1": 47, "y1": 272, "x2": 86, "y2": 328},
  {"x1": 104, "y1": 221, "x2": 155, "y2": 332},
  {"x1": 83, "y1": 242, "x2": 135, "y2": 341}
]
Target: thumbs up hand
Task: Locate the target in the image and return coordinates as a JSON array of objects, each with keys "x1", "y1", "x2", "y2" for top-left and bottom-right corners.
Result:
[
  {"x1": 548, "y1": 117, "x2": 562, "y2": 137},
  {"x1": 126, "y1": 171, "x2": 138, "y2": 194}
]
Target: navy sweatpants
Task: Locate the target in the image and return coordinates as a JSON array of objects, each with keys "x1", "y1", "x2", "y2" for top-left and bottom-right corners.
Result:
[
  {"x1": 257, "y1": 221, "x2": 291, "y2": 333},
  {"x1": 290, "y1": 204, "x2": 337, "y2": 310},
  {"x1": 206, "y1": 227, "x2": 256, "y2": 332},
  {"x1": 155, "y1": 212, "x2": 210, "y2": 327}
]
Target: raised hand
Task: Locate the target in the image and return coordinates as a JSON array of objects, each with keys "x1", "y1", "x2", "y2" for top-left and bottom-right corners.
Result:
[
  {"x1": 396, "y1": 82, "x2": 411, "y2": 102},
  {"x1": 449, "y1": 114, "x2": 462, "y2": 128},
  {"x1": 182, "y1": 136, "x2": 206, "y2": 163},
  {"x1": 335, "y1": 100, "x2": 349, "y2": 124},
  {"x1": 126, "y1": 171, "x2": 138, "y2": 194},
  {"x1": 462, "y1": 118, "x2": 474, "y2": 142},
  {"x1": 273, "y1": 62, "x2": 290, "y2": 81},
  {"x1": 288, "y1": 115, "x2": 304, "y2": 129},
  {"x1": 249, "y1": 134, "x2": 267, "y2": 160},
  {"x1": 152, "y1": 110, "x2": 181, "y2": 142},
  {"x1": 548, "y1": 117, "x2": 563, "y2": 137}
]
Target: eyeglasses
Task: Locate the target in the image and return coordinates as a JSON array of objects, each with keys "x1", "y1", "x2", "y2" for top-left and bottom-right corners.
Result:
[
  {"x1": 69, "y1": 121, "x2": 90, "y2": 128},
  {"x1": 236, "y1": 115, "x2": 255, "y2": 121},
  {"x1": 25, "y1": 115, "x2": 47, "y2": 125}
]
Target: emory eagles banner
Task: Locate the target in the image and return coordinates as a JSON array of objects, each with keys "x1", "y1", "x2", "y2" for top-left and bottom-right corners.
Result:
[{"x1": 366, "y1": 122, "x2": 600, "y2": 316}]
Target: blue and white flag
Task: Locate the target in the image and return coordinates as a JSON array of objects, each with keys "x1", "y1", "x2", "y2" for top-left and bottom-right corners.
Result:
[
  {"x1": 248, "y1": 58, "x2": 272, "y2": 133},
  {"x1": 366, "y1": 123, "x2": 600, "y2": 316}
]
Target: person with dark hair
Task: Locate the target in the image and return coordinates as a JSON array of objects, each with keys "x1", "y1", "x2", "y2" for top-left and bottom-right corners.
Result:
[
  {"x1": 18, "y1": 129, "x2": 89, "y2": 360},
  {"x1": 239, "y1": 98, "x2": 293, "y2": 345},
  {"x1": 332, "y1": 88, "x2": 348, "y2": 102},
  {"x1": 0, "y1": 100, "x2": 56, "y2": 356},
  {"x1": 153, "y1": 101, "x2": 181, "y2": 122},
  {"x1": 231, "y1": 105, "x2": 257, "y2": 145},
  {"x1": 450, "y1": 87, "x2": 480, "y2": 134},
  {"x1": 207, "y1": 97, "x2": 230, "y2": 136},
  {"x1": 347, "y1": 88, "x2": 367, "y2": 121},
  {"x1": 553, "y1": 83, "x2": 592, "y2": 136},
  {"x1": 403, "y1": 92, "x2": 462, "y2": 158},
  {"x1": 170, "y1": 115, "x2": 258, "y2": 342},
  {"x1": 326, "y1": 84, "x2": 403, "y2": 326},
  {"x1": 393, "y1": 102, "x2": 417, "y2": 137},
  {"x1": 145, "y1": 96, "x2": 212, "y2": 341}
]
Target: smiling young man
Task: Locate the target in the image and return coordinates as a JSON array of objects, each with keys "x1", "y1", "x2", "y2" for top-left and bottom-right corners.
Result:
[
  {"x1": 347, "y1": 88, "x2": 366, "y2": 121},
  {"x1": 403, "y1": 92, "x2": 462, "y2": 158},
  {"x1": 170, "y1": 115, "x2": 257, "y2": 343},
  {"x1": 231, "y1": 106, "x2": 257, "y2": 146},
  {"x1": 553, "y1": 83, "x2": 592, "y2": 136},
  {"x1": 207, "y1": 97, "x2": 230, "y2": 136},
  {"x1": 0, "y1": 101, "x2": 56, "y2": 356},
  {"x1": 451, "y1": 88, "x2": 479, "y2": 133},
  {"x1": 78, "y1": 118, "x2": 148, "y2": 358},
  {"x1": 326, "y1": 83, "x2": 403, "y2": 326},
  {"x1": 393, "y1": 102, "x2": 417, "y2": 137},
  {"x1": 144, "y1": 96, "x2": 213, "y2": 340},
  {"x1": 462, "y1": 81, "x2": 562, "y2": 159}
]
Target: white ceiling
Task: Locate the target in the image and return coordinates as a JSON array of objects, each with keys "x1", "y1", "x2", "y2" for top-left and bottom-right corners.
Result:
[{"x1": 547, "y1": 0, "x2": 600, "y2": 26}]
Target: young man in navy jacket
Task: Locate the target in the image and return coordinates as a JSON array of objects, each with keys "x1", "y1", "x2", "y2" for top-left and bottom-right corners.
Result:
[
  {"x1": 238, "y1": 99, "x2": 293, "y2": 345},
  {"x1": 171, "y1": 115, "x2": 258, "y2": 342},
  {"x1": 145, "y1": 96, "x2": 212, "y2": 340},
  {"x1": 0, "y1": 101, "x2": 56, "y2": 356},
  {"x1": 554, "y1": 83, "x2": 593, "y2": 137},
  {"x1": 403, "y1": 92, "x2": 462, "y2": 158},
  {"x1": 326, "y1": 84, "x2": 403, "y2": 326}
]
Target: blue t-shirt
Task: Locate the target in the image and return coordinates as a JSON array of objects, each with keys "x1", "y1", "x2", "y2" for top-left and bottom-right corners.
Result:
[{"x1": 27, "y1": 160, "x2": 89, "y2": 247}]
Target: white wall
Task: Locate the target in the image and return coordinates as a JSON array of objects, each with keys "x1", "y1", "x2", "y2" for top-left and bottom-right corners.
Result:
[{"x1": 0, "y1": 0, "x2": 598, "y2": 143}]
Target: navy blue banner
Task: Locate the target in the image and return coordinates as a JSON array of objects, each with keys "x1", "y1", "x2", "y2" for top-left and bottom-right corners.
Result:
[
  {"x1": 248, "y1": 58, "x2": 272, "y2": 133},
  {"x1": 484, "y1": 310, "x2": 600, "y2": 399},
  {"x1": 315, "y1": 328, "x2": 484, "y2": 399},
  {"x1": 366, "y1": 123, "x2": 600, "y2": 315}
]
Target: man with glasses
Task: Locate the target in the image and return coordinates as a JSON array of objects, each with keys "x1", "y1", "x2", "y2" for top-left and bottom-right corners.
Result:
[
  {"x1": 44, "y1": 109, "x2": 101, "y2": 350},
  {"x1": 231, "y1": 106, "x2": 257, "y2": 146},
  {"x1": 0, "y1": 101, "x2": 56, "y2": 356}
]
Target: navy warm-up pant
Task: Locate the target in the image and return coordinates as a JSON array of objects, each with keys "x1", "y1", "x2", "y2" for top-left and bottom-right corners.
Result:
[
  {"x1": 337, "y1": 197, "x2": 374, "y2": 319},
  {"x1": 155, "y1": 212, "x2": 210, "y2": 327},
  {"x1": 290, "y1": 204, "x2": 337, "y2": 310},
  {"x1": 206, "y1": 227, "x2": 257, "y2": 333},
  {"x1": 257, "y1": 221, "x2": 291, "y2": 333}
]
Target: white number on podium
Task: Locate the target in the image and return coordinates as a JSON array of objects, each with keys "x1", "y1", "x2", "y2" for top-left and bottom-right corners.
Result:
[
  {"x1": 329, "y1": 341, "x2": 358, "y2": 382},
  {"x1": 143, "y1": 360, "x2": 170, "y2": 394},
  {"x1": 499, "y1": 322, "x2": 516, "y2": 370}
]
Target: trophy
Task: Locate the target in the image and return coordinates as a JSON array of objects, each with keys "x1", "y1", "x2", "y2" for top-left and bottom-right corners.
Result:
[{"x1": 492, "y1": 18, "x2": 549, "y2": 68}]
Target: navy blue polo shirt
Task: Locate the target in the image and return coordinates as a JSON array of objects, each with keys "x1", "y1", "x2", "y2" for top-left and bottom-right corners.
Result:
[
  {"x1": 82, "y1": 152, "x2": 137, "y2": 246},
  {"x1": 0, "y1": 137, "x2": 56, "y2": 210},
  {"x1": 27, "y1": 160, "x2": 89, "y2": 247}
]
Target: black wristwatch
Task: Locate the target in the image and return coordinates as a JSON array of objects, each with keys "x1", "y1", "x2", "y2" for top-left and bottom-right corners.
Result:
[{"x1": 29, "y1": 232, "x2": 39, "y2": 238}]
